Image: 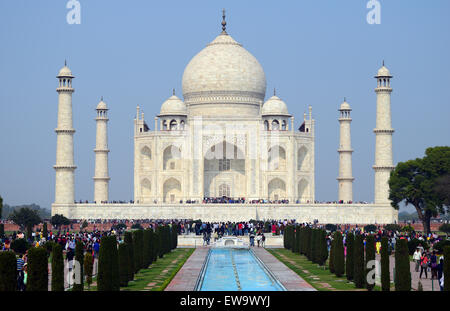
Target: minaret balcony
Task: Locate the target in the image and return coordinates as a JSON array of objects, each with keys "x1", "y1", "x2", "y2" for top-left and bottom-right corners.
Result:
[
  {"x1": 55, "y1": 128, "x2": 76, "y2": 134},
  {"x1": 373, "y1": 128, "x2": 394, "y2": 134}
]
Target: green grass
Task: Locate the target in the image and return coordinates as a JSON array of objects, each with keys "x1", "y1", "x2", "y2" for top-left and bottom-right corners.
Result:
[
  {"x1": 86, "y1": 248, "x2": 194, "y2": 291},
  {"x1": 267, "y1": 248, "x2": 384, "y2": 291}
]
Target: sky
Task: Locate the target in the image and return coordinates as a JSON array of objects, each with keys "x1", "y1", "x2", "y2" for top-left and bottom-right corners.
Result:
[{"x1": 0, "y1": 0, "x2": 449, "y2": 212}]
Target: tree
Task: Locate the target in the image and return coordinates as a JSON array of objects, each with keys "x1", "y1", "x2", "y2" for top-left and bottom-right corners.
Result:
[
  {"x1": 439, "y1": 223, "x2": 450, "y2": 236},
  {"x1": 0, "y1": 251, "x2": 17, "y2": 291},
  {"x1": 0, "y1": 195, "x2": 3, "y2": 219},
  {"x1": 10, "y1": 238, "x2": 30, "y2": 254},
  {"x1": 8, "y1": 207, "x2": 42, "y2": 231},
  {"x1": 353, "y1": 234, "x2": 365, "y2": 288},
  {"x1": 50, "y1": 214, "x2": 70, "y2": 230},
  {"x1": 317, "y1": 229, "x2": 328, "y2": 266},
  {"x1": 380, "y1": 236, "x2": 390, "y2": 291},
  {"x1": 444, "y1": 246, "x2": 450, "y2": 291},
  {"x1": 132, "y1": 229, "x2": 144, "y2": 272},
  {"x1": 329, "y1": 238, "x2": 335, "y2": 273},
  {"x1": 435, "y1": 173, "x2": 450, "y2": 206},
  {"x1": 51, "y1": 243, "x2": 64, "y2": 291},
  {"x1": 345, "y1": 232, "x2": 354, "y2": 281},
  {"x1": 0, "y1": 224, "x2": 4, "y2": 239},
  {"x1": 124, "y1": 231, "x2": 134, "y2": 281},
  {"x1": 84, "y1": 253, "x2": 94, "y2": 290},
  {"x1": 389, "y1": 147, "x2": 450, "y2": 234},
  {"x1": 73, "y1": 241, "x2": 84, "y2": 291},
  {"x1": 365, "y1": 235, "x2": 376, "y2": 291},
  {"x1": 42, "y1": 222, "x2": 48, "y2": 239},
  {"x1": 333, "y1": 231, "x2": 345, "y2": 277},
  {"x1": 118, "y1": 243, "x2": 130, "y2": 287},
  {"x1": 97, "y1": 235, "x2": 120, "y2": 291},
  {"x1": 143, "y1": 229, "x2": 151, "y2": 268},
  {"x1": 394, "y1": 239, "x2": 411, "y2": 291},
  {"x1": 27, "y1": 247, "x2": 48, "y2": 291},
  {"x1": 81, "y1": 220, "x2": 88, "y2": 231}
]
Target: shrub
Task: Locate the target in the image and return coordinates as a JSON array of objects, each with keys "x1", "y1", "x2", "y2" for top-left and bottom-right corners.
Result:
[
  {"x1": 11, "y1": 238, "x2": 29, "y2": 254},
  {"x1": 51, "y1": 243, "x2": 64, "y2": 291},
  {"x1": 365, "y1": 235, "x2": 376, "y2": 291},
  {"x1": 118, "y1": 243, "x2": 130, "y2": 287},
  {"x1": 329, "y1": 238, "x2": 335, "y2": 273},
  {"x1": 433, "y1": 239, "x2": 450, "y2": 253},
  {"x1": 295, "y1": 226, "x2": 301, "y2": 254},
  {"x1": 317, "y1": 229, "x2": 328, "y2": 266},
  {"x1": 407, "y1": 239, "x2": 429, "y2": 255},
  {"x1": 124, "y1": 231, "x2": 134, "y2": 281},
  {"x1": 309, "y1": 229, "x2": 316, "y2": 262},
  {"x1": 0, "y1": 251, "x2": 17, "y2": 291},
  {"x1": 143, "y1": 229, "x2": 152, "y2": 269},
  {"x1": 345, "y1": 232, "x2": 354, "y2": 281},
  {"x1": 0, "y1": 224, "x2": 4, "y2": 238},
  {"x1": 394, "y1": 239, "x2": 411, "y2": 291},
  {"x1": 325, "y1": 224, "x2": 337, "y2": 232},
  {"x1": 444, "y1": 246, "x2": 450, "y2": 291},
  {"x1": 84, "y1": 253, "x2": 93, "y2": 289},
  {"x1": 97, "y1": 235, "x2": 120, "y2": 291},
  {"x1": 381, "y1": 236, "x2": 390, "y2": 291},
  {"x1": 384, "y1": 224, "x2": 402, "y2": 232},
  {"x1": 439, "y1": 224, "x2": 450, "y2": 235},
  {"x1": 73, "y1": 241, "x2": 84, "y2": 291},
  {"x1": 402, "y1": 225, "x2": 414, "y2": 233},
  {"x1": 304, "y1": 227, "x2": 312, "y2": 260},
  {"x1": 353, "y1": 234, "x2": 365, "y2": 288},
  {"x1": 27, "y1": 247, "x2": 48, "y2": 291},
  {"x1": 363, "y1": 224, "x2": 377, "y2": 233},
  {"x1": 132, "y1": 229, "x2": 144, "y2": 272},
  {"x1": 153, "y1": 230, "x2": 161, "y2": 261},
  {"x1": 333, "y1": 232, "x2": 345, "y2": 277}
]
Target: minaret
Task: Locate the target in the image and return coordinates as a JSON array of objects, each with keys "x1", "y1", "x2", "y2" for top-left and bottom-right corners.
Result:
[
  {"x1": 373, "y1": 62, "x2": 394, "y2": 204},
  {"x1": 54, "y1": 62, "x2": 76, "y2": 204},
  {"x1": 337, "y1": 98, "x2": 354, "y2": 203},
  {"x1": 93, "y1": 97, "x2": 110, "y2": 203}
]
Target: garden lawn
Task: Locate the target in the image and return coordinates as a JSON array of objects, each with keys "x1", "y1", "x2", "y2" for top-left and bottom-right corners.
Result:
[{"x1": 267, "y1": 248, "x2": 382, "y2": 291}]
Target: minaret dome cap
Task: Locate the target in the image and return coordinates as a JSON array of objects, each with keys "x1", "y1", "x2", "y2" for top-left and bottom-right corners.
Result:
[
  {"x1": 96, "y1": 99, "x2": 108, "y2": 110},
  {"x1": 57, "y1": 64, "x2": 74, "y2": 78}
]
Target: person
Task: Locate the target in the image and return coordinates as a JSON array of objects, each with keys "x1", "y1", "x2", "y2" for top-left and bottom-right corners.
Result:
[
  {"x1": 249, "y1": 232, "x2": 255, "y2": 247},
  {"x1": 437, "y1": 257, "x2": 444, "y2": 291},
  {"x1": 23, "y1": 264, "x2": 28, "y2": 291},
  {"x1": 261, "y1": 233, "x2": 266, "y2": 248},
  {"x1": 430, "y1": 251, "x2": 438, "y2": 280},
  {"x1": 93, "y1": 240, "x2": 100, "y2": 258},
  {"x1": 16, "y1": 254, "x2": 25, "y2": 291},
  {"x1": 413, "y1": 248, "x2": 421, "y2": 272},
  {"x1": 420, "y1": 252, "x2": 428, "y2": 279},
  {"x1": 256, "y1": 234, "x2": 262, "y2": 247}
]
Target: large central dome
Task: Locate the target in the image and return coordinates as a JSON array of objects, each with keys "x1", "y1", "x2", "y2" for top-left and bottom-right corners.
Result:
[{"x1": 182, "y1": 30, "x2": 266, "y2": 116}]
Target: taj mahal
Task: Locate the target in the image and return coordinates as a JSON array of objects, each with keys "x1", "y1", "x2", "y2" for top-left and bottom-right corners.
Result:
[{"x1": 51, "y1": 13, "x2": 398, "y2": 224}]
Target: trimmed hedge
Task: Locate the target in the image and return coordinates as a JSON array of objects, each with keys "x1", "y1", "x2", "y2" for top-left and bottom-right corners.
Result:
[
  {"x1": 124, "y1": 231, "x2": 135, "y2": 281},
  {"x1": 72, "y1": 241, "x2": 84, "y2": 291},
  {"x1": 329, "y1": 237, "x2": 335, "y2": 274},
  {"x1": 27, "y1": 247, "x2": 48, "y2": 291},
  {"x1": 51, "y1": 243, "x2": 64, "y2": 291},
  {"x1": 84, "y1": 252, "x2": 94, "y2": 289},
  {"x1": 365, "y1": 235, "x2": 376, "y2": 291},
  {"x1": 97, "y1": 235, "x2": 120, "y2": 291},
  {"x1": 394, "y1": 239, "x2": 411, "y2": 291},
  {"x1": 353, "y1": 234, "x2": 365, "y2": 288},
  {"x1": 345, "y1": 232, "x2": 354, "y2": 281},
  {"x1": 10, "y1": 238, "x2": 30, "y2": 254},
  {"x1": 444, "y1": 246, "x2": 450, "y2": 291},
  {"x1": 317, "y1": 229, "x2": 328, "y2": 266},
  {"x1": 333, "y1": 231, "x2": 345, "y2": 277},
  {"x1": 381, "y1": 236, "x2": 390, "y2": 291},
  {"x1": 132, "y1": 229, "x2": 144, "y2": 272},
  {"x1": 143, "y1": 229, "x2": 152, "y2": 269},
  {"x1": 0, "y1": 251, "x2": 17, "y2": 291},
  {"x1": 118, "y1": 243, "x2": 130, "y2": 287}
]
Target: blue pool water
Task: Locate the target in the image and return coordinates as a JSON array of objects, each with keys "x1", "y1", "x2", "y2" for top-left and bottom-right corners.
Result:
[{"x1": 198, "y1": 248, "x2": 285, "y2": 291}]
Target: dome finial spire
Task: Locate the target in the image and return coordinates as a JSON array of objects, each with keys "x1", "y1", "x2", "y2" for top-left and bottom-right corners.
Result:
[
  {"x1": 221, "y1": 8, "x2": 227, "y2": 34},
  {"x1": 382, "y1": 60, "x2": 385, "y2": 66},
  {"x1": 173, "y1": 88, "x2": 175, "y2": 96},
  {"x1": 65, "y1": 59, "x2": 67, "y2": 66},
  {"x1": 274, "y1": 88, "x2": 276, "y2": 96},
  {"x1": 101, "y1": 96, "x2": 103, "y2": 101}
]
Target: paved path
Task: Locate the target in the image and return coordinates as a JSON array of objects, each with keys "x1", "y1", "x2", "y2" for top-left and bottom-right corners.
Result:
[
  {"x1": 165, "y1": 247, "x2": 209, "y2": 291},
  {"x1": 253, "y1": 247, "x2": 316, "y2": 291}
]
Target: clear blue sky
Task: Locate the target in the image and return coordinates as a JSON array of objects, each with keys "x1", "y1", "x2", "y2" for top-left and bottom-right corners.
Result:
[{"x1": 1, "y1": 1, "x2": 449, "y2": 212}]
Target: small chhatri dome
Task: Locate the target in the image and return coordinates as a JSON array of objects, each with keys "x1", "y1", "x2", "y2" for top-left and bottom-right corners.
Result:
[
  {"x1": 339, "y1": 98, "x2": 351, "y2": 110},
  {"x1": 159, "y1": 93, "x2": 187, "y2": 116},
  {"x1": 261, "y1": 95, "x2": 290, "y2": 116},
  {"x1": 57, "y1": 61, "x2": 74, "y2": 78},
  {"x1": 96, "y1": 97, "x2": 108, "y2": 110},
  {"x1": 376, "y1": 62, "x2": 392, "y2": 77}
]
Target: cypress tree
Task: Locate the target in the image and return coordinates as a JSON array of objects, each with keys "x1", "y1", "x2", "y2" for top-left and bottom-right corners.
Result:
[
  {"x1": 0, "y1": 224, "x2": 5, "y2": 238},
  {"x1": 295, "y1": 226, "x2": 301, "y2": 254},
  {"x1": 345, "y1": 232, "x2": 354, "y2": 281},
  {"x1": 317, "y1": 229, "x2": 328, "y2": 266},
  {"x1": 329, "y1": 238, "x2": 335, "y2": 273},
  {"x1": 365, "y1": 235, "x2": 376, "y2": 291},
  {"x1": 42, "y1": 223, "x2": 48, "y2": 240},
  {"x1": 27, "y1": 247, "x2": 48, "y2": 291},
  {"x1": 380, "y1": 236, "x2": 390, "y2": 291},
  {"x1": 0, "y1": 251, "x2": 17, "y2": 291},
  {"x1": 444, "y1": 246, "x2": 450, "y2": 291},
  {"x1": 118, "y1": 243, "x2": 130, "y2": 287},
  {"x1": 73, "y1": 241, "x2": 84, "y2": 291},
  {"x1": 143, "y1": 229, "x2": 151, "y2": 268},
  {"x1": 171, "y1": 223, "x2": 178, "y2": 250},
  {"x1": 394, "y1": 239, "x2": 411, "y2": 291},
  {"x1": 98, "y1": 235, "x2": 120, "y2": 291},
  {"x1": 26, "y1": 224, "x2": 33, "y2": 241},
  {"x1": 309, "y1": 229, "x2": 316, "y2": 263},
  {"x1": 153, "y1": 230, "x2": 161, "y2": 261},
  {"x1": 156, "y1": 226, "x2": 164, "y2": 258},
  {"x1": 132, "y1": 230, "x2": 143, "y2": 272},
  {"x1": 353, "y1": 234, "x2": 365, "y2": 288},
  {"x1": 124, "y1": 231, "x2": 134, "y2": 281},
  {"x1": 164, "y1": 225, "x2": 171, "y2": 254},
  {"x1": 305, "y1": 227, "x2": 311, "y2": 260},
  {"x1": 292, "y1": 226, "x2": 297, "y2": 253},
  {"x1": 84, "y1": 253, "x2": 93, "y2": 290},
  {"x1": 300, "y1": 227, "x2": 305, "y2": 255},
  {"x1": 51, "y1": 243, "x2": 64, "y2": 291},
  {"x1": 334, "y1": 231, "x2": 345, "y2": 277}
]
